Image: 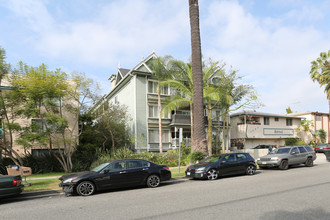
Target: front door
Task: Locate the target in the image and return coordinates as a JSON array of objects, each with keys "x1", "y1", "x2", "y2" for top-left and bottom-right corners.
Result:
[
  {"x1": 97, "y1": 161, "x2": 128, "y2": 190},
  {"x1": 218, "y1": 154, "x2": 239, "y2": 175}
]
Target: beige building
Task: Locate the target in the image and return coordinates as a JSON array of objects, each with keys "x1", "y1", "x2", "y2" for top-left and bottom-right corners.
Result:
[
  {"x1": 289, "y1": 112, "x2": 329, "y2": 143},
  {"x1": 230, "y1": 111, "x2": 303, "y2": 149},
  {"x1": 0, "y1": 81, "x2": 79, "y2": 158}
]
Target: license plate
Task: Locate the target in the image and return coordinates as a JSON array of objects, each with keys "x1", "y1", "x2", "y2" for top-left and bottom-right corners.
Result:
[
  {"x1": 262, "y1": 162, "x2": 267, "y2": 164},
  {"x1": 187, "y1": 172, "x2": 191, "y2": 175}
]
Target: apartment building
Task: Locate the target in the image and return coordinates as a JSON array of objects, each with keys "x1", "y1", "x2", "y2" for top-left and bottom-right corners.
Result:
[
  {"x1": 289, "y1": 112, "x2": 330, "y2": 143},
  {"x1": 92, "y1": 52, "x2": 224, "y2": 152},
  {"x1": 230, "y1": 111, "x2": 303, "y2": 149}
]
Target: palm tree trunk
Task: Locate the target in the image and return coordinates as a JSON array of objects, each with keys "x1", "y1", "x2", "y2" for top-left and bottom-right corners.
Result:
[
  {"x1": 158, "y1": 84, "x2": 163, "y2": 153},
  {"x1": 207, "y1": 102, "x2": 212, "y2": 156},
  {"x1": 189, "y1": 0, "x2": 207, "y2": 154}
]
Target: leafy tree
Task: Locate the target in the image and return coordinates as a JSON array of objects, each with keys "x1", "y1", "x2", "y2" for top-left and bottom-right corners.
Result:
[
  {"x1": 9, "y1": 63, "x2": 99, "y2": 172},
  {"x1": 310, "y1": 50, "x2": 330, "y2": 122},
  {"x1": 318, "y1": 129, "x2": 327, "y2": 144},
  {"x1": 189, "y1": 0, "x2": 207, "y2": 154},
  {"x1": 286, "y1": 107, "x2": 293, "y2": 114},
  {"x1": 96, "y1": 103, "x2": 131, "y2": 153},
  {"x1": 0, "y1": 47, "x2": 24, "y2": 165},
  {"x1": 296, "y1": 119, "x2": 314, "y2": 143}
]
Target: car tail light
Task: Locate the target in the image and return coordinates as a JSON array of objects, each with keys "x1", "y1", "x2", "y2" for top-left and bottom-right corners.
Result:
[
  {"x1": 324, "y1": 147, "x2": 330, "y2": 149},
  {"x1": 13, "y1": 179, "x2": 21, "y2": 186},
  {"x1": 162, "y1": 166, "x2": 169, "y2": 170}
]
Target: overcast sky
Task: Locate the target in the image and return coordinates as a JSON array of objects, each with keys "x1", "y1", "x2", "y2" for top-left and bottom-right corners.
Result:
[{"x1": 1, "y1": 0, "x2": 330, "y2": 114}]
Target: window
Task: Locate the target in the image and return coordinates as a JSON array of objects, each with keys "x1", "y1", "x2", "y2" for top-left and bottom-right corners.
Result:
[
  {"x1": 237, "y1": 154, "x2": 247, "y2": 161},
  {"x1": 264, "y1": 117, "x2": 270, "y2": 125},
  {"x1": 222, "y1": 154, "x2": 236, "y2": 162},
  {"x1": 316, "y1": 115, "x2": 322, "y2": 121},
  {"x1": 127, "y1": 160, "x2": 143, "y2": 169},
  {"x1": 149, "y1": 105, "x2": 169, "y2": 118},
  {"x1": 274, "y1": 117, "x2": 279, "y2": 121},
  {"x1": 115, "y1": 96, "x2": 119, "y2": 104},
  {"x1": 32, "y1": 119, "x2": 44, "y2": 132},
  {"x1": 148, "y1": 130, "x2": 170, "y2": 143},
  {"x1": 107, "y1": 161, "x2": 126, "y2": 171},
  {"x1": 298, "y1": 147, "x2": 307, "y2": 153},
  {"x1": 286, "y1": 118, "x2": 293, "y2": 126},
  {"x1": 291, "y1": 147, "x2": 299, "y2": 154},
  {"x1": 148, "y1": 81, "x2": 169, "y2": 95}
]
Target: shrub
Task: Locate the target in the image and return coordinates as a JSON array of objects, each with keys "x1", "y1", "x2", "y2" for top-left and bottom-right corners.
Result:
[{"x1": 187, "y1": 151, "x2": 206, "y2": 163}]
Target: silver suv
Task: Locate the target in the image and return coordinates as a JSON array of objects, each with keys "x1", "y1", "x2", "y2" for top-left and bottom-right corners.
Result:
[{"x1": 257, "y1": 145, "x2": 316, "y2": 170}]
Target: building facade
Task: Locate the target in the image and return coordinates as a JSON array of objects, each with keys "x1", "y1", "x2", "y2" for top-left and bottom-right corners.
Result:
[
  {"x1": 289, "y1": 112, "x2": 330, "y2": 143},
  {"x1": 92, "y1": 52, "x2": 224, "y2": 152},
  {"x1": 230, "y1": 111, "x2": 303, "y2": 149}
]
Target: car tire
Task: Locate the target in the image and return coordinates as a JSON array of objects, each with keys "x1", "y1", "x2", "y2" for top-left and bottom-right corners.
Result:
[
  {"x1": 147, "y1": 175, "x2": 160, "y2": 188},
  {"x1": 76, "y1": 181, "x2": 95, "y2": 196},
  {"x1": 207, "y1": 169, "x2": 218, "y2": 180},
  {"x1": 246, "y1": 165, "x2": 256, "y2": 175},
  {"x1": 305, "y1": 158, "x2": 313, "y2": 167},
  {"x1": 279, "y1": 160, "x2": 288, "y2": 170}
]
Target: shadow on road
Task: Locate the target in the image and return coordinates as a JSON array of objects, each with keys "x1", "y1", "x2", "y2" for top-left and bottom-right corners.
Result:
[{"x1": 260, "y1": 208, "x2": 330, "y2": 220}]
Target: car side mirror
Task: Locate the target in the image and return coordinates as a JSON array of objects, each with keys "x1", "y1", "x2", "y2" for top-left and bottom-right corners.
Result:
[
  {"x1": 291, "y1": 151, "x2": 297, "y2": 155},
  {"x1": 102, "y1": 169, "x2": 110, "y2": 174}
]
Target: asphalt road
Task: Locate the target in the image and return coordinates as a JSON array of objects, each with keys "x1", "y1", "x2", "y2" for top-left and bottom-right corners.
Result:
[{"x1": 1, "y1": 157, "x2": 330, "y2": 220}]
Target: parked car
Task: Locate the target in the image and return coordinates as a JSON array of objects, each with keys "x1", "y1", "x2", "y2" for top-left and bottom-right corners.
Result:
[
  {"x1": 185, "y1": 152, "x2": 256, "y2": 180},
  {"x1": 252, "y1": 145, "x2": 277, "y2": 152},
  {"x1": 59, "y1": 159, "x2": 171, "y2": 196},
  {"x1": 257, "y1": 145, "x2": 316, "y2": 170},
  {"x1": 314, "y1": 143, "x2": 330, "y2": 153},
  {"x1": 0, "y1": 174, "x2": 24, "y2": 198}
]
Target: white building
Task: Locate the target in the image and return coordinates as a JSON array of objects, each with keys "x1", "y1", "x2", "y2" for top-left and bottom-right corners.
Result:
[{"x1": 230, "y1": 111, "x2": 303, "y2": 149}]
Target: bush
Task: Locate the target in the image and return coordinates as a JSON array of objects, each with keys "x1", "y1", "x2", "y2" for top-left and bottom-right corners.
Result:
[
  {"x1": 23, "y1": 154, "x2": 64, "y2": 174},
  {"x1": 187, "y1": 151, "x2": 206, "y2": 163},
  {"x1": 285, "y1": 138, "x2": 300, "y2": 146}
]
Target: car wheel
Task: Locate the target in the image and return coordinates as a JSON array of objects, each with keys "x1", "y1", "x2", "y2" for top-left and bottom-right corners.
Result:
[
  {"x1": 76, "y1": 181, "x2": 95, "y2": 196},
  {"x1": 207, "y1": 169, "x2": 218, "y2": 180},
  {"x1": 305, "y1": 158, "x2": 313, "y2": 167},
  {"x1": 147, "y1": 175, "x2": 160, "y2": 188},
  {"x1": 246, "y1": 165, "x2": 256, "y2": 175},
  {"x1": 279, "y1": 160, "x2": 288, "y2": 170}
]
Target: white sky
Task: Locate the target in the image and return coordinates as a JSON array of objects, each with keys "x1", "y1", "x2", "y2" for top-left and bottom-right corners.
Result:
[{"x1": 0, "y1": 0, "x2": 330, "y2": 114}]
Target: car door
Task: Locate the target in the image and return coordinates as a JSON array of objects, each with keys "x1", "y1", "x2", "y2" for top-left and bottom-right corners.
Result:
[
  {"x1": 298, "y1": 146, "x2": 309, "y2": 163},
  {"x1": 236, "y1": 153, "x2": 249, "y2": 173},
  {"x1": 289, "y1": 147, "x2": 300, "y2": 165},
  {"x1": 96, "y1": 161, "x2": 128, "y2": 189},
  {"x1": 218, "y1": 154, "x2": 239, "y2": 175},
  {"x1": 125, "y1": 160, "x2": 150, "y2": 185}
]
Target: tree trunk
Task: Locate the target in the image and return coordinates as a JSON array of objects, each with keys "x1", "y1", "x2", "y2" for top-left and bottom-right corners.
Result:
[
  {"x1": 158, "y1": 84, "x2": 163, "y2": 153},
  {"x1": 190, "y1": 103, "x2": 194, "y2": 150},
  {"x1": 189, "y1": 0, "x2": 207, "y2": 154},
  {"x1": 207, "y1": 102, "x2": 212, "y2": 156}
]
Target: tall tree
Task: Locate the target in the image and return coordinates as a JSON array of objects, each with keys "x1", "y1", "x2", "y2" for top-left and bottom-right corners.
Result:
[
  {"x1": 11, "y1": 64, "x2": 98, "y2": 172},
  {"x1": 189, "y1": 0, "x2": 207, "y2": 154},
  {"x1": 310, "y1": 50, "x2": 330, "y2": 143},
  {"x1": 0, "y1": 47, "x2": 24, "y2": 165},
  {"x1": 150, "y1": 56, "x2": 171, "y2": 153}
]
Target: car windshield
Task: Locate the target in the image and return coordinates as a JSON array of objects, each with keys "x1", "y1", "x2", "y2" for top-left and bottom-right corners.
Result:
[
  {"x1": 269, "y1": 148, "x2": 290, "y2": 154},
  {"x1": 200, "y1": 155, "x2": 220, "y2": 163},
  {"x1": 91, "y1": 163, "x2": 110, "y2": 172}
]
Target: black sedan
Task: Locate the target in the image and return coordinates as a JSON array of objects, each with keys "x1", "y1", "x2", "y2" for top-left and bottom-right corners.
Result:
[
  {"x1": 0, "y1": 174, "x2": 24, "y2": 198},
  {"x1": 59, "y1": 159, "x2": 171, "y2": 196},
  {"x1": 185, "y1": 152, "x2": 256, "y2": 180}
]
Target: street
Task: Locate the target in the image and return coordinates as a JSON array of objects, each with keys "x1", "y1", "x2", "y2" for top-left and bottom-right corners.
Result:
[{"x1": 1, "y1": 157, "x2": 330, "y2": 220}]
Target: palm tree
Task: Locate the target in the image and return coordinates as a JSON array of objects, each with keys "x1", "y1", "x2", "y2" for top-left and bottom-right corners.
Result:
[
  {"x1": 150, "y1": 56, "x2": 171, "y2": 153},
  {"x1": 189, "y1": 0, "x2": 207, "y2": 154},
  {"x1": 310, "y1": 50, "x2": 330, "y2": 143}
]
